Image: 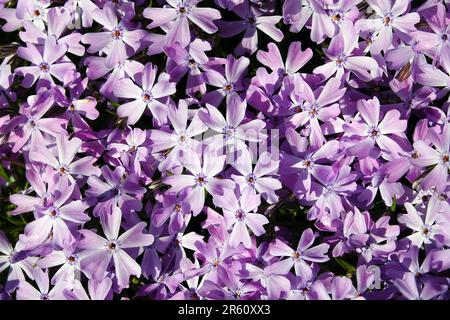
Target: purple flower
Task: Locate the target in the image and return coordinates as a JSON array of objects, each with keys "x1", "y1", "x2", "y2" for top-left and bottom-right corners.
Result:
[
  {"x1": 411, "y1": 123, "x2": 450, "y2": 192},
  {"x1": 270, "y1": 228, "x2": 330, "y2": 279},
  {"x1": 19, "y1": 7, "x2": 85, "y2": 56},
  {"x1": 164, "y1": 148, "x2": 235, "y2": 215},
  {"x1": 22, "y1": 177, "x2": 89, "y2": 248},
  {"x1": 313, "y1": 22, "x2": 379, "y2": 81},
  {"x1": 243, "y1": 262, "x2": 291, "y2": 299},
  {"x1": 164, "y1": 39, "x2": 211, "y2": 95},
  {"x1": 202, "y1": 54, "x2": 250, "y2": 107},
  {"x1": 217, "y1": 2, "x2": 283, "y2": 55},
  {"x1": 356, "y1": 0, "x2": 420, "y2": 53},
  {"x1": 78, "y1": 207, "x2": 154, "y2": 287},
  {"x1": 2, "y1": 0, "x2": 450, "y2": 301},
  {"x1": 16, "y1": 269, "x2": 66, "y2": 300},
  {"x1": 199, "y1": 99, "x2": 267, "y2": 150},
  {"x1": 411, "y1": 3, "x2": 450, "y2": 67},
  {"x1": 149, "y1": 99, "x2": 207, "y2": 162},
  {"x1": 115, "y1": 62, "x2": 176, "y2": 125},
  {"x1": 0, "y1": 231, "x2": 38, "y2": 293},
  {"x1": 257, "y1": 41, "x2": 313, "y2": 77},
  {"x1": 7, "y1": 93, "x2": 67, "y2": 153},
  {"x1": 30, "y1": 134, "x2": 101, "y2": 181},
  {"x1": 288, "y1": 77, "x2": 346, "y2": 148},
  {"x1": 231, "y1": 150, "x2": 281, "y2": 204},
  {"x1": 308, "y1": 165, "x2": 358, "y2": 222},
  {"x1": 343, "y1": 97, "x2": 408, "y2": 159},
  {"x1": 16, "y1": 36, "x2": 75, "y2": 89},
  {"x1": 54, "y1": 80, "x2": 99, "y2": 132},
  {"x1": 214, "y1": 188, "x2": 268, "y2": 248},
  {"x1": 143, "y1": 0, "x2": 221, "y2": 47},
  {"x1": 81, "y1": 2, "x2": 146, "y2": 68},
  {"x1": 86, "y1": 165, "x2": 145, "y2": 216},
  {"x1": 398, "y1": 196, "x2": 450, "y2": 248}
]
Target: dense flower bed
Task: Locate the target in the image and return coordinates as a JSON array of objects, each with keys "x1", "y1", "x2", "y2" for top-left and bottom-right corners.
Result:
[{"x1": 0, "y1": 0, "x2": 449, "y2": 300}]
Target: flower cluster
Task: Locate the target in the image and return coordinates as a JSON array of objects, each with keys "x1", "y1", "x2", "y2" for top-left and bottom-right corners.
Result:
[{"x1": 0, "y1": 0, "x2": 449, "y2": 300}]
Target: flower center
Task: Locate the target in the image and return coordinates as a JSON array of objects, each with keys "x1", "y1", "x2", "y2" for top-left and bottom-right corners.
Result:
[
  {"x1": 58, "y1": 165, "x2": 69, "y2": 175},
  {"x1": 48, "y1": 208, "x2": 58, "y2": 218},
  {"x1": 190, "y1": 290, "x2": 200, "y2": 300},
  {"x1": 188, "y1": 59, "x2": 196, "y2": 67},
  {"x1": 331, "y1": 13, "x2": 341, "y2": 22},
  {"x1": 141, "y1": 91, "x2": 152, "y2": 102},
  {"x1": 442, "y1": 154, "x2": 449, "y2": 163},
  {"x1": 235, "y1": 209, "x2": 246, "y2": 221},
  {"x1": 67, "y1": 255, "x2": 77, "y2": 265},
  {"x1": 212, "y1": 259, "x2": 220, "y2": 268},
  {"x1": 40, "y1": 293, "x2": 49, "y2": 300},
  {"x1": 178, "y1": 6, "x2": 187, "y2": 14},
  {"x1": 107, "y1": 242, "x2": 117, "y2": 251},
  {"x1": 303, "y1": 160, "x2": 311, "y2": 168},
  {"x1": 383, "y1": 15, "x2": 391, "y2": 26},
  {"x1": 224, "y1": 83, "x2": 234, "y2": 92},
  {"x1": 174, "y1": 203, "x2": 182, "y2": 213},
  {"x1": 246, "y1": 173, "x2": 256, "y2": 186},
  {"x1": 248, "y1": 16, "x2": 256, "y2": 25},
  {"x1": 195, "y1": 174, "x2": 207, "y2": 187},
  {"x1": 309, "y1": 107, "x2": 318, "y2": 117},
  {"x1": 222, "y1": 125, "x2": 235, "y2": 139},
  {"x1": 39, "y1": 62, "x2": 50, "y2": 73},
  {"x1": 292, "y1": 251, "x2": 301, "y2": 260},
  {"x1": 422, "y1": 225, "x2": 431, "y2": 237},
  {"x1": 368, "y1": 126, "x2": 380, "y2": 138},
  {"x1": 111, "y1": 26, "x2": 123, "y2": 40},
  {"x1": 442, "y1": 34, "x2": 448, "y2": 41}
]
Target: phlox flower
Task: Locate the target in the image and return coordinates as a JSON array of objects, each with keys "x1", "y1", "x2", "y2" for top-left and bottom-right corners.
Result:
[
  {"x1": 115, "y1": 62, "x2": 176, "y2": 125},
  {"x1": 231, "y1": 149, "x2": 281, "y2": 204},
  {"x1": 398, "y1": 196, "x2": 450, "y2": 248},
  {"x1": 78, "y1": 207, "x2": 154, "y2": 287},
  {"x1": 16, "y1": 36, "x2": 76, "y2": 89},
  {"x1": 164, "y1": 148, "x2": 235, "y2": 215},
  {"x1": 217, "y1": 2, "x2": 283, "y2": 55},
  {"x1": 256, "y1": 41, "x2": 313, "y2": 77},
  {"x1": 81, "y1": 2, "x2": 146, "y2": 68},
  {"x1": 22, "y1": 176, "x2": 90, "y2": 248},
  {"x1": 16, "y1": 269, "x2": 66, "y2": 300},
  {"x1": 343, "y1": 97, "x2": 408, "y2": 159},
  {"x1": 288, "y1": 77, "x2": 346, "y2": 148},
  {"x1": 411, "y1": 123, "x2": 450, "y2": 192},
  {"x1": 144, "y1": 0, "x2": 221, "y2": 48},
  {"x1": 202, "y1": 55, "x2": 250, "y2": 107},
  {"x1": 30, "y1": 134, "x2": 101, "y2": 181},
  {"x1": 213, "y1": 188, "x2": 268, "y2": 248},
  {"x1": 356, "y1": 0, "x2": 420, "y2": 54},
  {"x1": 270, "y1": 228, "x2": 330, "y2": 279},
  {"x1": 313, "y1": 22, "x2": 379, "y2": 82}
]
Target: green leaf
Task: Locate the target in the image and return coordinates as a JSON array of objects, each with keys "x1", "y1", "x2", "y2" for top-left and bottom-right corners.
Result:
[
  {"x1": 0, "y1": 164, "x2": 10, "y2": 182},
  {"x1": 335, "y1": 257, "x2": 356, "y2": 274},
  {"x1": 390, "y1": 196, "x2": 397, "y2": 212}
]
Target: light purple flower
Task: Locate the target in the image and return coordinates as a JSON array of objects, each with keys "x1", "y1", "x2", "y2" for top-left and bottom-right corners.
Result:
[
  {"x1": 143, "y1": 0, "x2": 221, "y2": 47},
  {"x1": 115, "y1": 62, "x2": 176, "y2": 125},
  {"x1": 78, "y1": 207, "x2": 154, "y2": 287}
]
